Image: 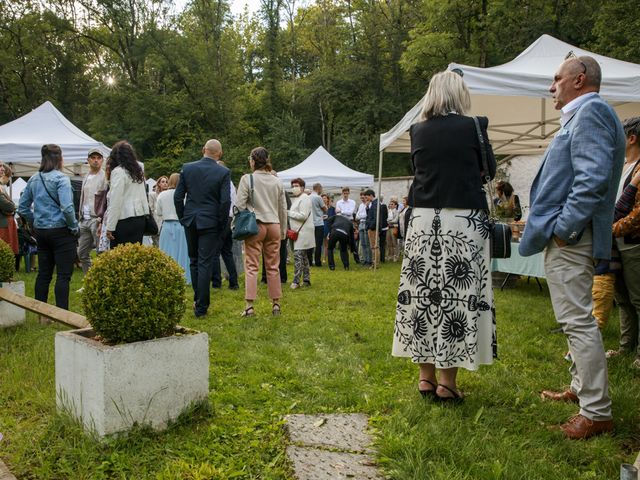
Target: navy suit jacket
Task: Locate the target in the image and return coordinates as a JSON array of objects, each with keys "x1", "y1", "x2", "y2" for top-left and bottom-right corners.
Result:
[
  {"x1": 174, "y1": 157, "x2": 231, "y2": 231},
  {"x1": 519, "y1": 95, "x2": 625, "y2": 259}
]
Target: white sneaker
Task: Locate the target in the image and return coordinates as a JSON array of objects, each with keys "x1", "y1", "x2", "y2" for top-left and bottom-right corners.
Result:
[{"x1": 290, "y1": 283, "x2": 299, "y2": 290}]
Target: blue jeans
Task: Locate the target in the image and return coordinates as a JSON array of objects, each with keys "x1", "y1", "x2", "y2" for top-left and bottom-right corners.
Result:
[{"x1": 359, "y1": 223, "x2": 371, "y2": 265}]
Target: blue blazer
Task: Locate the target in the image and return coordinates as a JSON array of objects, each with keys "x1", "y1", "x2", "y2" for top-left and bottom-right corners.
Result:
[
  {"x1": 174, "y1": 157, "x2": 231, "y2": 231},
  {"x1": 519, "y1": 95, "x2": 625, "y2": 259}
]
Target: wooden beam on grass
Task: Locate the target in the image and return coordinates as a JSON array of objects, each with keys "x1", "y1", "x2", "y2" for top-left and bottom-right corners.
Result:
[
  {"x1": 0, "y1": 288, "x2": 89, "y2": 329},
  {"x1": 0, "y1": 459, "x2": 17, "y2": 480}
]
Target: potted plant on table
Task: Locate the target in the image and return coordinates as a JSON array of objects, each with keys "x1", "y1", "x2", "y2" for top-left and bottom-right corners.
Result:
[
  {"x1": 0, "y1": 238, "x2": 25, "y2": 327},
  {"x1": 55, "y1": 243, "x2": 209, "y2": 437}
]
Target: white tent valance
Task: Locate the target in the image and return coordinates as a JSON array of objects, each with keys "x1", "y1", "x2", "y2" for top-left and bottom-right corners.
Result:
[
  {"x1": 380, "y1": 34, "x2": 640, "y2": 156},
  {"x1": 0, "y1": 101, "x2": 110, "y2": 176},
  {"x1": 277, "y1": 146, "x2": 374, "y2": 189}
]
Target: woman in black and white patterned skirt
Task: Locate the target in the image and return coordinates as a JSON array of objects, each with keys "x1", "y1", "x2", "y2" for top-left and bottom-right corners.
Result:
[{"x1": 392, "y1": 70, "x2": 497, "y2": 402}]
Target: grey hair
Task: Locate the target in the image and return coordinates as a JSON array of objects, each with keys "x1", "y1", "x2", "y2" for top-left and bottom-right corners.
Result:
[
  {"x1": 420, "y1": 70, "x2": 471, "y2": 120},
  {"x1": 579, "y1": 56, "x2": 602, "y2": 90}
]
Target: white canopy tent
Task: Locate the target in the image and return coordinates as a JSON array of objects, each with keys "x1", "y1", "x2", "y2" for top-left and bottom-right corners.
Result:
[
  {"x1": 0, "y1": 101, "x2": 110, "y2": 177},
  {"x1": 380, "y1": 34, "x2": 640, "y2": 156},
  {"x1": 277, "y1": 146, "x2": 374, "y2": 189}
]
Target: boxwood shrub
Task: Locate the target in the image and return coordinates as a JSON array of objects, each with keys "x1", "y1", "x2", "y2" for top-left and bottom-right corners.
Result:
[
  {"x1": 82, "y1": 243, "x2": 186, "y2": 344},
  {"x1": 0, "y1": 238, "x2": 14, "y2": 283}
]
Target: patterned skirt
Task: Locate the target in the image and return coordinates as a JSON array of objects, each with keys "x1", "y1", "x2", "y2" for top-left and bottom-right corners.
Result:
[{"x1": 392, "y1": 208, "x2": 496, "y2": 371}]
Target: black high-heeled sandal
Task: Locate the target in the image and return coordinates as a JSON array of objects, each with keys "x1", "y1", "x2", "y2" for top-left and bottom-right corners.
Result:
[
  {"x1": 272, "y1": 303, "x2": 281, "y2": 316},
  {"x1": 418, "y1": 379, "x2": 437, "y2": 399},
  {"x1": 434, "y1": 384, "x2": 464, "y2": 404}
]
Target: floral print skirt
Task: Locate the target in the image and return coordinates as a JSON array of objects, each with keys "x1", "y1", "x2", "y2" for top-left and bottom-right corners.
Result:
[{"x1": 392, "y1": 208, "x2": 496, "y2": 371}]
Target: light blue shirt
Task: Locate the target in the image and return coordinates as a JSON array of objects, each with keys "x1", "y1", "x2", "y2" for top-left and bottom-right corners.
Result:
[
  {"x1": 310, "y1": 192, "x2": 325, "y2": 227},
  {"x1": 18, "y1": 170, "x2": 78, "y2": 230}
]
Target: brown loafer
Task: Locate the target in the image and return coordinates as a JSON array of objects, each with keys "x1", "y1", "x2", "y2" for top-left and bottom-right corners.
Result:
[
  {"x1": 540, "y1": 389, "x2": 578, "y2": 403},
  {"x1": 560, "y1": 414, "x2": 613, "y2": 439}
]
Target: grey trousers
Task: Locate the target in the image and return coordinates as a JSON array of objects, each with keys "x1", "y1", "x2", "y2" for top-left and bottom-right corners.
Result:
[
  {"x1": 615, "y1": 246, "x2": 640, "y2": 357},
  {"x1": 544, "y1": 227, "x2": 612, "y2": 421},
  {"x1": 77, "y1": 218, "x2": 100, "y2": 274}
]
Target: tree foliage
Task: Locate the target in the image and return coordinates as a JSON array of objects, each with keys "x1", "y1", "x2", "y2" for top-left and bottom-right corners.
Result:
[{"x1": 0, "y1": 0, "x2": 636, "y2": 179}]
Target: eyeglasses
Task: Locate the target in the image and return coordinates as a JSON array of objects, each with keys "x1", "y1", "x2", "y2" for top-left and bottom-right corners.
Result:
[{"x1": 564, "y1": 51, "x2": 587, "y2": 75}]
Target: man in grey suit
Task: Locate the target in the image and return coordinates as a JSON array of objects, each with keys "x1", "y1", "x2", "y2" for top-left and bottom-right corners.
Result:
[
  {"x1": 519, "y1": 54, "x2": 625, "y2": 439},
  {"x1": 174, "y1": 139, "x2": 231, "y2": 318}
]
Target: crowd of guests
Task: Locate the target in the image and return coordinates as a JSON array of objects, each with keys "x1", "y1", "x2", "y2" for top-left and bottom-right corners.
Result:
[{"x1": 2, "y1": 138, "x2": 407, "y2": 318}]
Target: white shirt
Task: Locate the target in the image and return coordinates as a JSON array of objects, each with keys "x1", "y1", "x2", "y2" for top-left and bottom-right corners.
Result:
[
  {"x1": 335, "y1": 198, "x2": 356, "y2": 218},
  {"x1": 560, "y1": 92, "x2": 598, "y2": 127},
  {"x1": 155, "y1": 188, "x2": 179, "y2": 222},
  {"x1": 356, "y1": 202, "x2": 367, "y2": 223}
]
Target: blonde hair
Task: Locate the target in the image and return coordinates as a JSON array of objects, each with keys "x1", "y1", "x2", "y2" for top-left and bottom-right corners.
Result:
[
  {"x1": 420, "y1": 71, "x2": 471, "y2": 120},
  {"x1": 168, "y1": 173, "x2": 180, "y2": 189}
]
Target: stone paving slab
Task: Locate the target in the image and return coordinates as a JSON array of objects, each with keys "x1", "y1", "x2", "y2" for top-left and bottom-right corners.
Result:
[
  {"x1": 284, "y1": 413, "x2": 373, "y2": 453},
  {"x1": 286, "y1": 446, "x2": 383, "y2": 480}
]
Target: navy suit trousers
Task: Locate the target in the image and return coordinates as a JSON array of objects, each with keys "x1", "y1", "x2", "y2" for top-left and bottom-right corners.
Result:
[{"x1": 185, "y1": 224, "x2": 222, "y2": 315}]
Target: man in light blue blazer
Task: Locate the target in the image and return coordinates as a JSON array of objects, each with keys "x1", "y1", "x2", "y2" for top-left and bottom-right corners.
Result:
[{"x1": 519, "y1": 54, "x2": 625, "y2": 439}]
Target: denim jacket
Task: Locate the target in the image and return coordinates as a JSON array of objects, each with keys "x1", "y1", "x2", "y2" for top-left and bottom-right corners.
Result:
[{"x1": 18, "y1": 170, "x2": 78, "y2": 231}]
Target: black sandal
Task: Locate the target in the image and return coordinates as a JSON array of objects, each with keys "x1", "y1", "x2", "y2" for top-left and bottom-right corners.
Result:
[
  {"x1": 241, "y1": 306, "x2": 255, "y2": 317},
  {"x1": 418, "y1": 379, "x2": 437, "y2": 399},
  {"x1": 272, "y1": 303, "x2": 281, "y2": 316},
  {"x1": 435, "y1": 384, "x2": 464, "y2": 404}
]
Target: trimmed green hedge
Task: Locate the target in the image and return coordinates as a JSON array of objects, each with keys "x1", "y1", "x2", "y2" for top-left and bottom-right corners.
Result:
[
  {"x1": 0, "y1": 238, "x2": 14, "y2": 283},
  {"x1": 82, "y1": 243, "x2": 186, "y2": 343}
]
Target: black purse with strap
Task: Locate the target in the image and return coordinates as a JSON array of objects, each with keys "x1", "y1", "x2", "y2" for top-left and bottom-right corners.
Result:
[{"x1": 472, "y1": 117, "x2": 512, "y2": 259}]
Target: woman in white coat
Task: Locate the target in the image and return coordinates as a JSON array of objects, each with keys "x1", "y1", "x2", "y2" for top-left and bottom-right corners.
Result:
[
  {"x1": 288, "y1": 177, "x2": 314, "y2": 289},
  {"x1": 105, "y1": 141, "x2": 150, "y2": 248}
]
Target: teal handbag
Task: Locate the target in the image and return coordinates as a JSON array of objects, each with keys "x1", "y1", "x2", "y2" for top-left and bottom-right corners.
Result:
[{"x1": 232, "y1": 174, "x2": 259, "y2": 240}]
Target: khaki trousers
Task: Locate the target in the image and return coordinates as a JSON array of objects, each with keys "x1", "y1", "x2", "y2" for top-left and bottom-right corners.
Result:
[{"x1": 544, "y1": 227, "x2": 612, "y2": 421}]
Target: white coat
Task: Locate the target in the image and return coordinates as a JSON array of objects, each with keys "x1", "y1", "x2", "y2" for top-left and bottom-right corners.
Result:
[{"x1": 288, "y1": 193, "x2": 315, "y2": 251}]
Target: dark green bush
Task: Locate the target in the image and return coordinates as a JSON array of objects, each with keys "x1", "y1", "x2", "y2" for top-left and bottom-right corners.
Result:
[
  {"x1": 82, "y1": 243, "x2": 186, "y2": 343},
  {"x1": 0, "y1": 238, "x2": 14, "y2": 283}
]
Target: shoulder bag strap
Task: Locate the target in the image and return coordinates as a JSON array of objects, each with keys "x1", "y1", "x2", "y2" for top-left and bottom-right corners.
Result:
[
  {"x1": 39, "y1": 172, "x2": 61, "y2": 209},
  {"x1": 249, "y1": 174, "x2": 254, "y2": 208},
  {"x1": 473, "y1": 117, "x2": 497, "y2": 219}
]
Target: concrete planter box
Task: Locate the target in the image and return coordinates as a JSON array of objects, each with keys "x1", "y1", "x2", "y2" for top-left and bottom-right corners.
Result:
[
  {"x1": 0, "y1": 281, "x2": 26, "y2": 328},
  {"x1": 55, "y1": 326, "x2": 209, "y2": 437}
]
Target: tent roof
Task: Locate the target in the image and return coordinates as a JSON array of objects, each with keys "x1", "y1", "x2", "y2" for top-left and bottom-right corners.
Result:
[
  {"x1": 277, "y1": 146, "x2": 374, "y2": 188},
  {"x1": 380, "y1": 34, "x2": 640, "y2": 155},
  {"x1": 0, "y1": 101, "x2": 110, "y2": 176}
]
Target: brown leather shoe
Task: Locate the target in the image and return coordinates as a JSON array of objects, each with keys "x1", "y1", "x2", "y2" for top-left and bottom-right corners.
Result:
[
  {"x1": 540, "y1": 389, "x2": 578, "y2": 403},
  {"x1": 560, "y1": 414, "x2": 613, "y2": 439}
]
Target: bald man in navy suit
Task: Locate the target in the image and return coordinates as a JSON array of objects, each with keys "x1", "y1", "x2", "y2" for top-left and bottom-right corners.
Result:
[{"x1": 175, "y1": 139, "x2": 231, "y2": 318}]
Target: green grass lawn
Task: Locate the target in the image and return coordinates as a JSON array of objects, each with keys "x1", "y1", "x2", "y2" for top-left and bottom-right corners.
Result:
[{"x1": 1, "y1": 261, "x2": 639, "y2": 479}]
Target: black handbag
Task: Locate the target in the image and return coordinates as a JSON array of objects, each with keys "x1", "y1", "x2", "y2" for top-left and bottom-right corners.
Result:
[
  {"x1": 232, "y1": 174, "x2": 259, "y2": 240},
  {"x1": 473, "y1": 117, "x2": 512, "y2": 259},
  {"x1": 144, "y1": 214, "x2": 159, "y2": 236}
]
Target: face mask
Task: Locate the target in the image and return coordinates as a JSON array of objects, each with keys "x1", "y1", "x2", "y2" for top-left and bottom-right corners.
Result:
[{"x1": 292, "y1": 186, "x2": 302, "y2": 196}]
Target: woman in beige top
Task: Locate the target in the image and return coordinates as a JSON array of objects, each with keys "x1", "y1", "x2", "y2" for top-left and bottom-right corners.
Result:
[{"x1": 235, "y1": 147, "x2": 287, "y2": 317}]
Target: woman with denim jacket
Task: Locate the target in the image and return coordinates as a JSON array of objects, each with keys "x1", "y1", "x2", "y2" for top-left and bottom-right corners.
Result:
[{"x1": 18, "y1": 144, "x2": 79, "y2": 310}]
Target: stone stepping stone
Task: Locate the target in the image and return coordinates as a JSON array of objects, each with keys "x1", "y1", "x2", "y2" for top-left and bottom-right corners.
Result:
[{"x1": 284, "y1": 414, "x2": 383, "y2": 480}]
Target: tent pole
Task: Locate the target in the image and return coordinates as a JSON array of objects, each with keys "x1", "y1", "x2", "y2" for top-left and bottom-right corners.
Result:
[
  {"x1": 374, "y1": 150, "x2": 384, "y2": 272},
  {"x1": 541, "y1": 98, "x2": 546, "y2": 138}
]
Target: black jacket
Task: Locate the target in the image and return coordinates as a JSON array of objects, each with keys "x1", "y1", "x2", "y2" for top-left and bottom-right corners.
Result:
[
  {"x1": 410, "y1": 114, "x2": 496, "y2": 209},
  {"x1": 327, "y1": 214, "x2": 354, "y2": 236},
  {"x1": 174, "y1": 157, "x2": 231, "y2": 231},
  {"x1": 365, "y1": 199, "x2": 388, "y2": 231}
]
